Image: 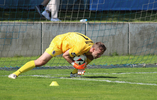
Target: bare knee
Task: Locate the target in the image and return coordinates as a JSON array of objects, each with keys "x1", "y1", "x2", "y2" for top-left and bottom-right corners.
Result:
[
  {"x1": 34, "y1": 59, "x2": 47, "y2": 67},
  {"x1": 34, "y1": 52, "x2": 52, "y2": 67}
]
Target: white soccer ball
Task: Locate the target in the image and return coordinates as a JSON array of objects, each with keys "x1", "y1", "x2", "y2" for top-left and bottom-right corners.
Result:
[{"x1": 73, "y1": 55, "x2": 87, "y2": 65}]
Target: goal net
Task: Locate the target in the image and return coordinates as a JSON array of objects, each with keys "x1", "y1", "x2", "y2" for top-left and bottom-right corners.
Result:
[{"x1": 0, "y1": 0, "x2": 157, "y2": 69}]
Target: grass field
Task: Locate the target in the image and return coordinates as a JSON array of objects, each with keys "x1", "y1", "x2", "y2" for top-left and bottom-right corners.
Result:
[
  {"x1": 1, "y1": 7, "x2": 157, "y2": 100},
  {"x1": 0, "y1": 55, "x2": 157, "y2": 68},
  {"x1": 1, "y1": 67, "x2": 157, "y2": 100}
]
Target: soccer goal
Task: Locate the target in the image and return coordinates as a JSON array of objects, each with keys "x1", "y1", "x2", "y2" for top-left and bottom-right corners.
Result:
[{"x1": 0, "y1": 0, "x2": 157, "y2": 69}]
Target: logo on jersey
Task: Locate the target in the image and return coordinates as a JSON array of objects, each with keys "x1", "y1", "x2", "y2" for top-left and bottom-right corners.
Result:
[
  {"x1": 71, "y1": 52, "x2": 76, "y2": 56},
  {"x1": 52, "y1": 50, "x2": 56, "y2": 55}
]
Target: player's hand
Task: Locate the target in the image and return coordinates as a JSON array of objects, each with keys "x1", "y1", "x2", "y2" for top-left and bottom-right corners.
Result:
[
  {"x1": 78, "y1": 69, "x2": 86, "y2": 75},
  {"x1": 72, "y1": 62, "x2": 87, "y2": 69}
]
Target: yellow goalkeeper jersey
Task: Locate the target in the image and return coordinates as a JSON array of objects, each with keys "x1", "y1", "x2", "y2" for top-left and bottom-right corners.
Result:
[{"x1": 49, "y1": 32, "x2": 93, "y2": 57}]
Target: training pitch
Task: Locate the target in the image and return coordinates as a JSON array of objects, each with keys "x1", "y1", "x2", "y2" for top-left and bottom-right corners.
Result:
[{"x1": 0, "y1": 67, "x2": 157, "y2": 100}]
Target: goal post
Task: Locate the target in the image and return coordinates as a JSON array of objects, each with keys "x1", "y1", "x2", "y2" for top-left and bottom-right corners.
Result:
[{"x1": 0, "y1": 0, "x2": 157, "y2": 69}]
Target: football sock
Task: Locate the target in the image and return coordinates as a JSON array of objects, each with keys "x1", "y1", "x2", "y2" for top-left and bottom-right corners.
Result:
[
  {"x1": 71, "y1": 68, "x2": 78, "y2": 74},
  {"x1": 13, "y1": 60, "x2": 35, "y2": 76}
]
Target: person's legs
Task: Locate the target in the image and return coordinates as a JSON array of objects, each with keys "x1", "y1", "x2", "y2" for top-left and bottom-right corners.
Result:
[
  {"x1": 8, "y1": 52, "x2": 52, "y2": 79},
  {"x1": 35, "y1": 0, "x2": 50, "y2": 16},
  {"x1": 49, "y1": 0, "x2": 60, "y2": 19},
  {"x1": 41, "y1": 0, "x2": 50, "y2": 6},
  {"x1": 41, "y1": 10, "x2": 51, "y2": 20},
  {"x1": 45, "y1": 0, "x2": 61, "y2": 21}
]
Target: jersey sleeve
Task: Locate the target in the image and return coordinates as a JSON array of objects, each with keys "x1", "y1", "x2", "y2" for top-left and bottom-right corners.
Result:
[{"x1": 69, "y1": 45, "x2": 85, "y2": 57}]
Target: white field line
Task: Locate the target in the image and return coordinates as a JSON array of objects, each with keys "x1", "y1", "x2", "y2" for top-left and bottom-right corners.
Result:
[
  {"x1": 60, "y1": 77, "x2": 157, "y2": 86},
  {"x1": 27, "y1": 75, "x2": 157, "y2": 86},
  {"x1": 29, "y1": 75, "x2": 157, "y2": 86},
  {"x1": 3, "y1": 72, "x2": 157, "y2": 86},
  {"x1": 85, "y1": 71, "x2": 157, "y2": 75},
  {"x1": 27, "y1": 72, "x2": 157, "y2": 86},
  {"x1": 28, "y1": 71, "x2": 157, "y2": 76}
]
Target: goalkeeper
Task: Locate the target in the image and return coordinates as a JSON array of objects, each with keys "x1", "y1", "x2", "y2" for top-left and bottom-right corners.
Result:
[{"x1": 8, "y1": 32, "x2": 106, "y2": 79}]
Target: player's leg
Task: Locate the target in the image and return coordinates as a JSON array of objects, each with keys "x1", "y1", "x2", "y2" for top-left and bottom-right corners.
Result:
[
  {"x1": 34, "y1": 52, "x2": 52, "y2": 67},
  {"x1": 70, "y1": 68, "x2": 78, "y2": 77},
  {"x1": 71, "y1": 68, "x2": 78, "y2": 74},
  {"x1": 8, "y1": 35, "x2": 64, "y2": 79},
  {"x1": 8, "y1": 52, "x2": 52, "y2": 79},
  {"x1": 70, "y1": 68, "x2": 86, "y2": 77}
]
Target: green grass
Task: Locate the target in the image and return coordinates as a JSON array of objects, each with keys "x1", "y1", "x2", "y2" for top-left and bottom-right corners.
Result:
[
  {"x1": 0, "y1": 55, "x2": 157, "y2": 67},
  {"x1": 1, "y1": 67, "x2": 157, "y2": 100}
]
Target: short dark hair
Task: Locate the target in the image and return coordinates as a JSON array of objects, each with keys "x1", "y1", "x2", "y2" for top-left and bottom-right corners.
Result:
[{"x1": 93, "y1": 42, "x2": 106, "y2": 52}]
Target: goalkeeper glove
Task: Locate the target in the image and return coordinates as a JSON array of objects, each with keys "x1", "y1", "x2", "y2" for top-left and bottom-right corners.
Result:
[
  {"x1": 71, "y1": 62, "x2": 87, "y2": 69},
  {"x1": 78, "y1": 69, "x2": 86, "y2": 75}
]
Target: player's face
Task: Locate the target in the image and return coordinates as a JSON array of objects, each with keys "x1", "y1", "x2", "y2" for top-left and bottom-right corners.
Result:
[{"x1": 92, "y1": 48, "x2": 104, "y2": 59}]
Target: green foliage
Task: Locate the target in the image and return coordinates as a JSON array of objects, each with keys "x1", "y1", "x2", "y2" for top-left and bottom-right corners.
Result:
[
  {"x1": 13, "y1": 55, "x2": 23, "y2": 57},
  {"x1": 109, "y1": 52, "x2": 119, "y2": 56}
]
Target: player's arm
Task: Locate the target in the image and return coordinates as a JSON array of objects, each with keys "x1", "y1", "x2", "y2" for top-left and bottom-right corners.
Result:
[
  {"x1": 63, "y1": 50, "x2": 87, "y2": 69},
  {"x1": 62, "y1": 50, "x2": 74, "y2": 64}
]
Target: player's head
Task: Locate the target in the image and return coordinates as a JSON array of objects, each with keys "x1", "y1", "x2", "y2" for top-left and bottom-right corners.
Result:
[{"x1": 90, "y1": 42, "x2": 106, "y2": 59}]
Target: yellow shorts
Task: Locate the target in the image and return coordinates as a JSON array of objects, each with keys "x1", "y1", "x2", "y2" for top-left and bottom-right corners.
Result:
[
  {"x1": 45, "y1": 46, "x2": 62, "y2": 57},
  {"x1": 45, "y1": 36, "x2": 63, "y2": 57}
]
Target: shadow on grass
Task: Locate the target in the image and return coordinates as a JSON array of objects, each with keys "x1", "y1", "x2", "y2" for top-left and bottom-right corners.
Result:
[{"x1": 83, "y1": 76, "x2": 117, "y2": 78}]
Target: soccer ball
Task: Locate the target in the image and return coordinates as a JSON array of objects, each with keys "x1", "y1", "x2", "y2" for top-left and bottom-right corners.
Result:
[{"x1": 73, "y1": 55, "x2": 87, "y2": 65}]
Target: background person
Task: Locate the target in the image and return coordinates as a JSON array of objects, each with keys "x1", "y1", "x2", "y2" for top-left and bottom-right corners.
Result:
[
  {"x1": 35, "y1": 0, "x2": 50, "y2": 16},
  {"x1": 35, "y1": 0, "x2": 61, "y2": 21}
]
